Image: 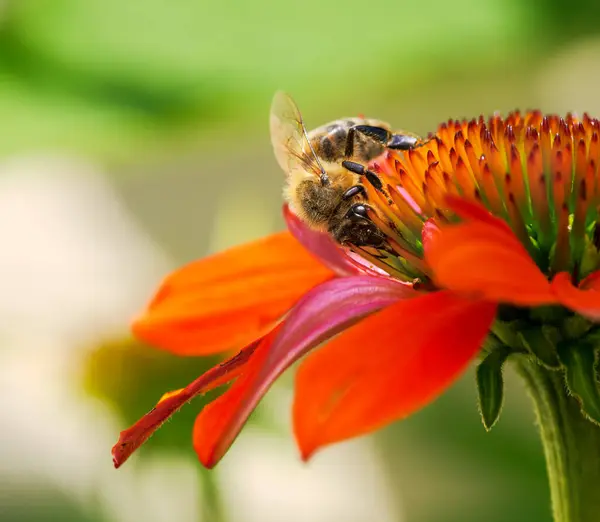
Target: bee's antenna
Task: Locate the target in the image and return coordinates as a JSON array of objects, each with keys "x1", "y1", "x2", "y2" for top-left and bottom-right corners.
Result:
[
  {"x1": 305, "y1": 135, "x2": 328, "y2": 185},
  {"x1": 297, "y1": 112, "x2": 329, "y2": 186}
]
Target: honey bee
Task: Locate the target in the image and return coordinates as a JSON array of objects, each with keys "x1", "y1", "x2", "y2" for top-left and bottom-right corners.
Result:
[{"x1": 270, "y1": 91, "x2": 425, "y2": 247}]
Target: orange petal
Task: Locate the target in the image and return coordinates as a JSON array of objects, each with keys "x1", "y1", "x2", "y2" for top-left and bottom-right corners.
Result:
[
  {"x1": 425, "y1": 218, "x2": 556, "y2": 306},
  {"x1": 133, "y1": 231, "x2": 334, "y2": 355},
  {"x1": 552, "y1": 271, "x2": 600, "y2": 320},
  {"x1": 580, "y1": 270, "x2": 600, "y2": 291},
  {"x1": 193, "y1": 328, "x2": 277, "y2": 467},
  {"x1": 293, "y1": 291, "x2": 497, "y2": 459},
  {"x1": 158, "y1": 388, "x2": 184, "y2": 403},
  {"x1": 112, "y1": 341, "x2": 258, "y2": 468}
]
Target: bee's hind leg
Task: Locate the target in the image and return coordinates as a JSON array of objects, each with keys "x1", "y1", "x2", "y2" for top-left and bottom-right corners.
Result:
[
  {"x1": 387, "y1": 133, "x2": 419, "y2": 150},
  {"x1": 388, "y1": 133, "x2": 436, "y2": 150},
  {"x1": 351, "y1": 124, "x2": 430, "y2": 151}
]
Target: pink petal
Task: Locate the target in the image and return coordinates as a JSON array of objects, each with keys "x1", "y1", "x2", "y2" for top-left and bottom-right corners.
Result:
[
  {"x1": 283, "y1": 205, "x2": 384, "y2": 277},
  {"x1": 194, "y1": 275, "x2": 419, "y2": 467},
  {"x1": 421, "y1": 218, "x2": 441, "y2": 254}
]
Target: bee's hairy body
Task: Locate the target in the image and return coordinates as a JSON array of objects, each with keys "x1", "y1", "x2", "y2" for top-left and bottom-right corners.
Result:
[
  {"x1": 285, "y1": 118, "x2": 395, "y2": 246},
  {"x1": 310, "y1": 118, "x2": 392, "y2": 164},
  {"x1": 288, "y1": 175, "x2": 383, "y2": 246},
  {"x1": 270, "y1": 92, "x2": 423, "y2": 248}
]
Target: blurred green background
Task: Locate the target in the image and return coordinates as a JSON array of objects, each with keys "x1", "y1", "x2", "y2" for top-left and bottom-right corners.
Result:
[{"x1": 2, "y1": 0, "x2": 600, "y2": 521}]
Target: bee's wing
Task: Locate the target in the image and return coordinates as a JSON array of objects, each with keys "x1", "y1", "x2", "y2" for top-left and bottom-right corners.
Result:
[{"x1": 270, "y1": 91, "x2": 324, "y2": 178}]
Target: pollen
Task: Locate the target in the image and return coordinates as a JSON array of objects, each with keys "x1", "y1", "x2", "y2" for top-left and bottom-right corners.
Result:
[{"x1": 359, "y1": 111, "x2": 600, "y2": 284}]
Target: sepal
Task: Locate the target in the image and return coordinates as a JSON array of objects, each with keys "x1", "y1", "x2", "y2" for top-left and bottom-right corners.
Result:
[
  {"x1": 476, "y1": 346, "x2": 510, "y2": 431},
  {"x1": 519, "y1": 327, "x2": 561, "y2": 369},
  {"x1": 558, "y1": 342, "x2": 600, "y2": 426}
]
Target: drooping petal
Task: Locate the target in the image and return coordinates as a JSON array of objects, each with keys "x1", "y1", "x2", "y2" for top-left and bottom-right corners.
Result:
[
  {"x1": 552, "y1": 272, "x2": 600, "y2": 320},
  {"x1": 293, "y1": 291, "x2": 497, "y2": 459},
  {"x1": 283, "y1": 205, "x2": 382, "y2": 277},
  {"x1": 193, "y1": 275, "x2": 418, "y2": 468},
  {"x1": 444, "y1": 195, "x2": 514, "y2": 231},
  {"x1": 111, "y1": 341, "x2": 259, "y2": 468},
  {"x1": 425, "y1": 218, "x2": 557, "y2": 306},
  {"x1": 133, "y1": 231, "x2": 334, "y2": 355}
]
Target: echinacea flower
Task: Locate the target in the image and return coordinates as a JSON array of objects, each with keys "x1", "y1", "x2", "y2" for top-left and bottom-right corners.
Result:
[{"x1": 112, "y1": 110, "x2": 600, "y2": 475}]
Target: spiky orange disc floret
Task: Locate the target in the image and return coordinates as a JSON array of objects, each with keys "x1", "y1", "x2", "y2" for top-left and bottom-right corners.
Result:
[{"x1": 357, "y1": 111, "x2": 600, "y2": 284}]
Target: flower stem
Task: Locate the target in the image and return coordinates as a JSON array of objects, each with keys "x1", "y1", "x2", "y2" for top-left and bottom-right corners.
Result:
[{"x1": 514, "y1": 356, "x2": 600, "y2": 522}]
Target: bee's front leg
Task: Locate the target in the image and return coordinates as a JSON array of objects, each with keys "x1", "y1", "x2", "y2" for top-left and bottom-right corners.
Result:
[{"x1": 341, "y1": 160, "x2": 391, "y2": 204}]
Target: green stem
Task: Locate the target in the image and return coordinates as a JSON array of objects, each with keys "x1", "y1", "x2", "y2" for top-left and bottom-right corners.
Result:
[{"x1": 514, "y1": 356, "x2": 600, "y2": 522}]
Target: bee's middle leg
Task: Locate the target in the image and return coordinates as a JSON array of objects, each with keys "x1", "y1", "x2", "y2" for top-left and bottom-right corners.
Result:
[{"x1": 344, "y1": 125, "x2": 392, "y2": 158}]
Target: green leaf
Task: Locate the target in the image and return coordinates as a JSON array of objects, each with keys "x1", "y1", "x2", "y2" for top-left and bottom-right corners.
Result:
[
  {"x1": 476, "y1": 348, "x2": 509, "y2": 431},
  {"x1": 558, "y1": 342, "x2": 600, "y2": 426}
]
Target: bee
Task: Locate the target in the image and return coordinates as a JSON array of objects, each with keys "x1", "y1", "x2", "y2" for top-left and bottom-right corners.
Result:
[{"x1": 270, "y1": 91, "x2": 425, "y2": 247}]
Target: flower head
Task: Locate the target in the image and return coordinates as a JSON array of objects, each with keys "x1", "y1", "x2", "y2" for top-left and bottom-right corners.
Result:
[{"x1": 112, "y1": 110, "x2": 600, "y2": 469}]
